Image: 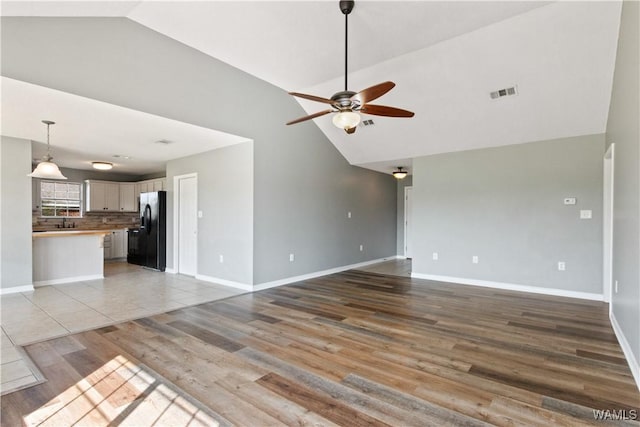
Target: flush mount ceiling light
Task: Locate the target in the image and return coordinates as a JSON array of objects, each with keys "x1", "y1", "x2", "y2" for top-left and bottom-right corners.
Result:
[
  {"x1": 286, "y1": 0, "x2": 414, "y2": 134},
  {"x1": 28, "y1": 120, "x2": 67, "y2": 180},
  {"x1": 392, "y1": 167, "x2": 408, "y2": 180},
  {"x1": 92, "y1": 161, "x2": 113, "y2": 170}
]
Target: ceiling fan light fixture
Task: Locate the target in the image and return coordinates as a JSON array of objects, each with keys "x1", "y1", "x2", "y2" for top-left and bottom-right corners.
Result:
[
  {"x1": 28, "y1": 120, "x2": 68, "y2": 180},
  {"x1": 92, "y1": 161, "x2": 113, "y2": 170},
  {"x1": 332, "y1": 110, "x2": 361, "y2": 131},
  {"x1": 392, "y1": 167, "x2": 408, "y2": 180}
]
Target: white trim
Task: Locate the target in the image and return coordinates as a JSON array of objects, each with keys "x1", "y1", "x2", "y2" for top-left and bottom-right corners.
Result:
[
  {"x1": 165, "y1": 267, "x2": 177, "y2": 274},
  {"x1": 410, "y1": 273, "x2": 603, "y2": 301},
  {"x1": 172, "y1": 173, "x2": 198, "y2": 276},
  {"x1": 610, "y1": 311, "x2": 640, "y2": 391},
  {"x1": 33, "y1": 274, "x2": 103, "y2": 287},
  {"x1": 0, "y1": 284, "x2": 35, "y2": 295},
  {"x1": 195, "y1": 274, "x2": 252, "y2": 291},
  {"x1": 603, "y1": 144, "x2": 615, "y2": 305},
  {"x1": 253, "y1": 256, "x2": 397, "y2": 291},
  {"x1": 403, "y1": 186, "x2": 413, "y2": 258}
]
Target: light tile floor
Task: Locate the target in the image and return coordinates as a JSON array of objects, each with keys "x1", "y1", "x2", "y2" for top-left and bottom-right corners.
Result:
[{"x1": 0, "y1": 261, "x2": 244, "y2": 395}]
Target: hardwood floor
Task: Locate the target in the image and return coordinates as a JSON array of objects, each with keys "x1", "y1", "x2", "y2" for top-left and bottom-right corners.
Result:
[{"x1": 2, "y1": 270, "x2": 639, "y2": 426}]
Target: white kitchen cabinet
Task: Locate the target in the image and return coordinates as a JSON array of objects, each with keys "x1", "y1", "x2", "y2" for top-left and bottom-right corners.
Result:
[
  {"x1": 111, "y1": 229, "x2": 127, "y2": 258},
  {"x1": 104, "y1": 229, "x2": 127, "y2": 259},
  {"x1": 86, "y1": 181, "x2": 120, "y2": 212},
  {"x1": 119, "y1": 183, "x2": 137, "y2": 212},
  {"x1": 152, "y1": 180, "x2": 164, "y2": 192}
]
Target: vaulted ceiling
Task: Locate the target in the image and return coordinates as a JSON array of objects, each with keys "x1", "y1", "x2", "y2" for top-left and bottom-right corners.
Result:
[{"x1": 1, "y1": 1, "x2": 622, "y2": 175}]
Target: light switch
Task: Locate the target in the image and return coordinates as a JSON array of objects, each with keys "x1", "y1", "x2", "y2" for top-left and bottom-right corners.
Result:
[
  {"x1": 198, "y1": 210, "x2": 203, "y2": 218},
  {"x1": 580, "y1": 210, "x2": 592, "y2": 219},
  {"x1": 348, "y1": 211, "x2": 352, "y2": 219},
  {"x1": 564, "y1": 198, "x2": 577, "y2": 205}
]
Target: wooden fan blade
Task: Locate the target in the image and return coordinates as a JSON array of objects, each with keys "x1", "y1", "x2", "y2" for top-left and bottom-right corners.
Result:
[
  {"x1": 352, "y1": 81, "x2": 395, "y2": 104},
  {"x1": 360, "y1": 104, "x2": 415, "y2": 118},
  {"x1": 286, "y1": 109, "x2": 333, "y2": 125},
  {"x1": 288, "y1": 92, "x2": 335, "y2": 104}
]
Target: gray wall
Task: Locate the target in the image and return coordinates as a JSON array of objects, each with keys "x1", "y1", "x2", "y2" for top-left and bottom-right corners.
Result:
[
  {"x1": 606, "y1": 1, "x2": 639, "y2": 370},
  {"x1": 1, "y1": 17, "x2": 397, "y2": 286},
  {"x1": 252, "y1": 124, "x2": 397, "y2": 284},
  {"x1": 396, "y1": 176, "x2": 413, "y2": 256},
  {"x1": 1, "y1": 136, "x2": 33, "y2": 290},
  {"x1": 412, "y1": 134, "x2": 605, "y2": 293},
  {"x1": 167, "y1": 142, "x2": 253, "y2": 285}
]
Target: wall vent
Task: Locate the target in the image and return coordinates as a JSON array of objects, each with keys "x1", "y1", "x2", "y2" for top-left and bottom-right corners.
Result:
[
  {"x1": 361, "y1": 119, "x2": 375, "y2": 127},
  {"x1": 490, "y1": 86, "x2": 518, "y2": 100}
]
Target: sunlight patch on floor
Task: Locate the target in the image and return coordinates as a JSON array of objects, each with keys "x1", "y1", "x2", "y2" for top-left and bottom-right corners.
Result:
[{"x1": 24, "y1": 355, "x2": 220, "y2": 427}]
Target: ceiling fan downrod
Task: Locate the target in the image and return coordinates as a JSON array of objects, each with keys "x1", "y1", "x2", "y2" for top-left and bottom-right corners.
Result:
[{"x1": 340, "y1": 0, "x2": 355, "y2": 92}]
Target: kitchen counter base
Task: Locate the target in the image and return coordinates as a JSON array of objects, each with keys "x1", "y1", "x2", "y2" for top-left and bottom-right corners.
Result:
[{"x1": 32, "y1": 231, "x2": 108, "y2": 287}]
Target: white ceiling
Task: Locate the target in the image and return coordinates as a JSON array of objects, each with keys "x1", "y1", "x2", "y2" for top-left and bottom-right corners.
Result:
[
  {"x1": 1, "y1": 1, "x2": 622, "y2": 177},
  {"x1": 1, "y1": 77, "x2": 251, "y2": 175}
]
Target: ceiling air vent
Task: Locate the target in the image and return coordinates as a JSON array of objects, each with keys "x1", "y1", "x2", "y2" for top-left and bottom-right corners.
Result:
[
  {"x1": 490, "y1": 86, "x2": 518, "y2": 100},
  {"x1": 361, "y1": 119, "x2": 375, "y2": 127},
  {"x1": 154, "y1": 139, "x2": 175, "y2": 145}
]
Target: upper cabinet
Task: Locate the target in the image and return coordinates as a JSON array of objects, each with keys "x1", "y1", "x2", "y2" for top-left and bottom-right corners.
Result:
[
  {"x1": 85, "y1": 180, "x2": 136, "y2": 212},
  {"x1": 86, "y1": 178, "x2": 166, "y2": 213},
  {"x1": 119, "y1": 183, "x2": 136, "y2": 212},
  {"x1": 136, "y1": 178, "x2": 166, "y2": 201}
]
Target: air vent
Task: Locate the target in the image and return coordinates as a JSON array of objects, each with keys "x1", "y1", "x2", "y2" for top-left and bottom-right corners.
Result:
[
  {"x1": 361, "y1": 119, "x2": 375, "y2": 127},
  {"x1": 155, "y1": 139, "x2": 175, "y2": 145},
  {"x1": 490, "y1": 86, "x2": 518, "y2": 100}
]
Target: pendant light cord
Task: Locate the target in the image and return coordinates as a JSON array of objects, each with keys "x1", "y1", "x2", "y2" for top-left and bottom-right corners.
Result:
[{"x1": 46, "y1": 122, "x2": 51, "y2": 156}]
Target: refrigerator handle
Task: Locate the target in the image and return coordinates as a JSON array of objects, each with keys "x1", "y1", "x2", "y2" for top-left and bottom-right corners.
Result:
[{"x1": 143, "y1": 204, "x2": 152, "y2": 235}]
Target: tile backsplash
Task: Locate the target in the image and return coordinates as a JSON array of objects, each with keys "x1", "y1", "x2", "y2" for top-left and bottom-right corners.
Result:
[{"x1": 33, "y1": 211, "x2": 140, "y2": 231}]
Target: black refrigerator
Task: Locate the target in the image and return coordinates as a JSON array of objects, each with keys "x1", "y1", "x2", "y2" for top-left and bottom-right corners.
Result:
[{"x1": 128, "y1": 191, "x2": 166, "y2": 271}]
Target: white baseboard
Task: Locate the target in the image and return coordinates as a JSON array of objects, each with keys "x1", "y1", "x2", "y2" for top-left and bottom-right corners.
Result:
[
  {"x1": 165, "y1": 267, "x2": 177, "y2": 274},
  {"x1": 0, "y1": 284, "x2": 35, "y2": 295},
  {"x1": 253, "y1": 256, "x2": 397, "y2": 291},
  {"x1": 410, "y1": 273, "x2": 603, "y2": 301},
  {"x1": 33, "y1": 274, "x2": 103, "y2": 287},
  {"x1": 610, "y1": 311, "x2": 640, "y2": 391},
  {"x1": 195, "y1": 274, "x2": 253, "y2": 291}
]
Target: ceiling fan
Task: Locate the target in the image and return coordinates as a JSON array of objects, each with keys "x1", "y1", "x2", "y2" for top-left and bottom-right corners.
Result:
[{"x1": 286, "y1": 0, "x2": 414, "y2": 134}]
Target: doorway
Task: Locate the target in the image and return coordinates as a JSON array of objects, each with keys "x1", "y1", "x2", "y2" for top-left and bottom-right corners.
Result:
[
  {"x1": 404, "y1": 186, "x2": 413, "y2": 259},
  {"x1": 174, "y1": 173, "x2": 198, "y2": 276},
  {"x1": 603, "y1": 144, "x2": 614, "y2": 304}
]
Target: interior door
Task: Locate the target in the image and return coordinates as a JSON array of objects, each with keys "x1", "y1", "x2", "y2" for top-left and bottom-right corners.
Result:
[{"x1": 178, "y1": 176, "x2": 198, "y2": 276}]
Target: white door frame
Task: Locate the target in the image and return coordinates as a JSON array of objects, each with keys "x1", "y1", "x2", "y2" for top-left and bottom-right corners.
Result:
[
  {"x1": 173, "y1": 173, "x2": 198, "y2": 275},
  {"x1": 603, "y1": 144, "x2": 615, "y2": 305},
  {"x1": 404, "y1": 186, "x2": 413, "y2": 258}
]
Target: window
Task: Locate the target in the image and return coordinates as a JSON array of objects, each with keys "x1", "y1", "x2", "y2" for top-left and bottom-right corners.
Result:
[{"x1": 40, "y1": 181, "x2": 82, "y2": 218}]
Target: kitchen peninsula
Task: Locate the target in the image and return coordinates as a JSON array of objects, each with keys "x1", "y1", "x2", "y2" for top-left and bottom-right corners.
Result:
[{"x1": 32, "y1": 230, "x2": 110, "y2": 286}]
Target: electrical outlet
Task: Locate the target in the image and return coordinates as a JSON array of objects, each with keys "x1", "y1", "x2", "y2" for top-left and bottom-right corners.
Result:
[
  {"x1": 564, "y1": 198, "x2": 577, "y2": 205},
  {"x1": 359, "y1": 244, "x2": 363, "y2": 252},
  {"x1": 289, "y1": 253, "x2": 295, "y2": 262},
  {"x1": 580, "y1": 210, "x2": 592, "y2": 219},
  {"x1": 348, "y1": 211, "x2": 352, "y2": 218},
  {"x1": 102, "y1": 217, "x2": 107, "y2": 224},
  {"x1": 558, "y1": 261, "x2": 566, "y2": 271},
  {"x1": 472, "y1": 255, "x2": 479, "y2": 264},
  {"x1": 198, "y1": 210, "x2": 203, "y2": 218},
  {"x1": 219, "y1": 255, "x2": 224, "y2": 263},
  {"x1": 615, "y1": 280, "x2": 618, "y2": 293},
  {"x1": 432, "y1": 252, "x2": 439, "y2": 260}
]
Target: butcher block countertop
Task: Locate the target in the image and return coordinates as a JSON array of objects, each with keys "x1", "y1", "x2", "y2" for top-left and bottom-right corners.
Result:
[{"x1": 32, "y1": 230, "x2": 112, "y2": 238}]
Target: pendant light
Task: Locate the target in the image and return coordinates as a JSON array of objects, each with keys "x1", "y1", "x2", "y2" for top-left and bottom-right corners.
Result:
[
  {"x1": 28, "y1": 120, "x2": 67, "y2": 180},
  {"x1": 392, "y1": 167, "x2": 408, "y2": 180}
]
